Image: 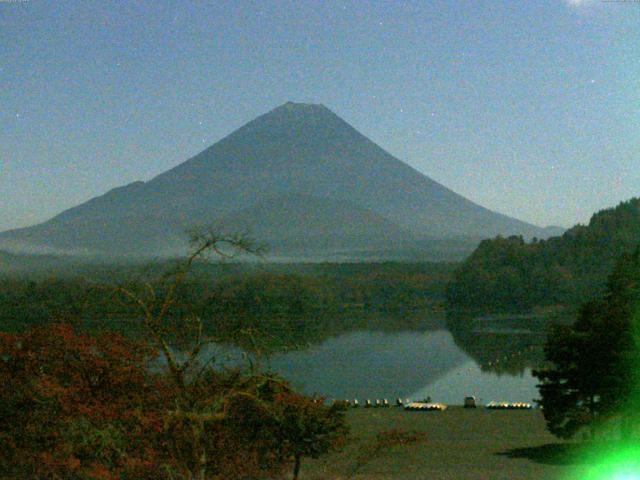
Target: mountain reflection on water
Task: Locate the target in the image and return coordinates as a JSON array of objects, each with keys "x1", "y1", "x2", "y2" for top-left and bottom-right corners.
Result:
[{"x1": 201, "y1": 311, "x2": 556, "y2": 405}]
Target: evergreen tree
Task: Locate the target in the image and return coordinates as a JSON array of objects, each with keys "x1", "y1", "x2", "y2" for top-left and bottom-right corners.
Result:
[{"x1": 534, "y1": 249, "x2": 640, "y2": 439}]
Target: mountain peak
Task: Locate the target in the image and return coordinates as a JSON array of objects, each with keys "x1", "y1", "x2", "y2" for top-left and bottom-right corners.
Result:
[
  {"x1": 278, "y1": 101, "x2": 328, "y2": 111},
  {"x1": 265, "y1": 102, "x2": 335, "y2": 117},
  {"x1": 228, "y1": 101, "x2": 351, "y2": 143},
  {"x1": 265, "y1": 101, "x2": 334, "y2": 120}
]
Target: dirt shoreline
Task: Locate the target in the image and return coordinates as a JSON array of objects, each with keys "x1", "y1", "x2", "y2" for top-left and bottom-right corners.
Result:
[{"x1": 300, "y1": 407, "x2": 590, "y2": 480}]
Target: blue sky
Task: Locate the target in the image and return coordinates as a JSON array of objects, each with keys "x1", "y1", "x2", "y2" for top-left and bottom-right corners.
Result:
[{"x1": 1, "y1": 0, "x2": 638, "y2": 231}]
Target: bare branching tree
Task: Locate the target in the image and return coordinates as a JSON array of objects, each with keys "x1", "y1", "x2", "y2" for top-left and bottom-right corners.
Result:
[
  {"x1": 114, "y1": 228, "x2": 263, "y2": 384},
  {"x1": 110, "y1": 228, "x2": 267, "y2": 479}
]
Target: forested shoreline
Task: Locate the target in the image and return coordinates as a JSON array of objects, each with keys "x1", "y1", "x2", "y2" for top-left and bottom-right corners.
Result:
[
  {"x1": 446, "y1": 198, "x2": 640, "y2": 313},
  {"x1": 0, "y1": 261, "x2": 454, "y2": 351}
]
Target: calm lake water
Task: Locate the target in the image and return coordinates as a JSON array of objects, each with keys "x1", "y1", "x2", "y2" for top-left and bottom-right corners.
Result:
[{"x1": 204, "y1": 317, "x2": 546, "y2": 406}]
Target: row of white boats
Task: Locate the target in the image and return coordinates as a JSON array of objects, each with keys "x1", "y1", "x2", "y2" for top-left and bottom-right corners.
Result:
[{"x1": 333, "y1": 398, "x2": 533, "y2": 410}]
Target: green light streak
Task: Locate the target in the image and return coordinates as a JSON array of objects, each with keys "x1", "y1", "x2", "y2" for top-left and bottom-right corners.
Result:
[{"x1": 562, "y1": 442, "x2": 640, "y2": 480}]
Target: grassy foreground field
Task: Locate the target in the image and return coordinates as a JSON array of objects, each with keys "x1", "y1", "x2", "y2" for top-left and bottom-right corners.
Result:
[{"x1": 300, "y1": 407, "x2": 592, "y2": 480}]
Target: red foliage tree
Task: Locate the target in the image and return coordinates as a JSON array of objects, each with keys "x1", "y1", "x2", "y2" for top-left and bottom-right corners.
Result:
[
  {"x1": 272, "y1": 392, "x2": 348, "y2": 480},
  {"x1": 0, "y1": 322, "x2": 349, "y2": 480},
  {"x1": 0, "y1": 323, "x2": 168, "y2": 479}
]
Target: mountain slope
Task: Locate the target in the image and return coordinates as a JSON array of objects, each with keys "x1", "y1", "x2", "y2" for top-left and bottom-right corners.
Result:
[
  {"x1": 0, "y1": 102, "x2": 552, "y2": 257},
  {"x1": 217, "y1": 194, "x2": 417, "y2": 252}
]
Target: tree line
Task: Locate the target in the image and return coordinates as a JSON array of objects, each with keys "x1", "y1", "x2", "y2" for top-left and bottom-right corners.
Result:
[
  {"x1": 447, "y1": 198, "x2": 640, "y2": 313},
  {"x1": 0, "y1": 261, "x2": 453, "y2": 350}
]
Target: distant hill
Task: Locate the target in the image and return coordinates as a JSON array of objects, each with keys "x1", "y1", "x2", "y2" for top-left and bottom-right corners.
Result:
[
  {"x1": 446, "y1": 198, "x2": 640, "y2": 313},
  {"x1": 0, "y1": 102, "x2": 555, "y2": 259}
]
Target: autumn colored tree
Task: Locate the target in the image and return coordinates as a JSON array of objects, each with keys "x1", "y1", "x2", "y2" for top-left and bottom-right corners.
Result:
[
  {"x1": 272, "y1": 392, "x2": 348, "y2": 480},
  {"x1": 167, "y1": 372, "x2": 348, "y2": 479},
  {"x1": 159, "y1": 369, "x2": 290, "y2": 479},
  {"x1": 0, "y1": 322, "x2": 168, "y2": 479},
  {"x1": 0, "y1": 322, "x2": 348, "y2": 479}
]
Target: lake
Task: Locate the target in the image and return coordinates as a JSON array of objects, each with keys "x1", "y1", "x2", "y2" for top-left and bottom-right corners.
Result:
[{"x1": 203, "y1": 314, "x2": 547, "y2": 406}]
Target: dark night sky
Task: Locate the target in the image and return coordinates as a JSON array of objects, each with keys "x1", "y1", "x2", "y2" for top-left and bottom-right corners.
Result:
[{"x1": 1, "y1": 0, "x2": 638, "y2": 231}]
